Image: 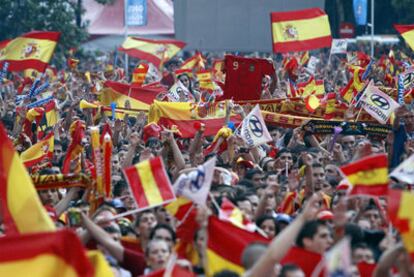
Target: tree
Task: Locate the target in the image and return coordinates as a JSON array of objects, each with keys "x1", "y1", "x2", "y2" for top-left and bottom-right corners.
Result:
[{"x1": 0, "y1": 0, "x2": 89, "y2": 68}]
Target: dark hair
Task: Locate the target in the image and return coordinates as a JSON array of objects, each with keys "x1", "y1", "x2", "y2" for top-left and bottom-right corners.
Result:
[
  {"x1": 133, "y1": 210, "x2": 156, "y2": 228},
  {"x1": 276, "y1": 148, "x2": 292, "y2": 158},
  {"x1": 255, "y1": 215, "x2": 276, "y2": 229},
  {"x1": 295, "y1": 220, "x2": 327, "y2": 248},
  {"x1": 244, "y1": 169, "x2": 263, "y2": 180},
  {"x1": 280, "y1": 264, "x2": 303, "y2": 277},
  {"x1": 352, "y1": 242, "x2": 370, "y2": 251},
  {"x1": 149, "y1": 223, "x2": 177, "y2": 244}
]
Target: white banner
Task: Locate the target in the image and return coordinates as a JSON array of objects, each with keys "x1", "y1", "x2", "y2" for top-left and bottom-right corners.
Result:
[
  {"x1": 173, "y1": 157, "x2": 216, "y2": 205},
  {"x1": 390, "y1": 154, "x2": 414, "y2": 184},
  {"x1": 361, "y1": 81, "x2": 400, "y2": 124},
  {"x1": 331, "y1": 39, "x2": 348, "y2": 55},
  {"x1": 240, "y1": 105, "x2": 272, "y2": 147}
]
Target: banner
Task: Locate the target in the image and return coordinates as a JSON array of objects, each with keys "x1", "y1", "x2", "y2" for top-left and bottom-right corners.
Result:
[
  {"x1": 331, "y1": 39, "x2": 348, "y2": 54},
  {"x1": 240, "y1": 105, "x2": 272, "y2": 147},
  {"x1": 32, "y1": 173, "x2": 91, "y2": 190},
  {"x1": 125, "y1": 0, "x2": 147, "y2": 26},
  {"x1": 361, "y1": 81, "x2": 400, "y2": 124},
  {"x1": 353, "y1": 0, "x2": 368, "y2": 25}
]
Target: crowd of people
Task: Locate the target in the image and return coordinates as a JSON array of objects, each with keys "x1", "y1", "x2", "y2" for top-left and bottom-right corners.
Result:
[{"x1": 1, "y1": 40, "x2": 414, "y2": 277}]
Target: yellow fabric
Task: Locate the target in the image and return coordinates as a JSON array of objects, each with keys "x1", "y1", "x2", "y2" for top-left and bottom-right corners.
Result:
[
  {"x1": 165, "y1": 196, "x2": 192, "y2": 216},
  {"x1": 306, "y1": 95, "x2": 321, "y2": 112},
  {"x1": 206, "y1": 249, "x2": 244, "y2": 277},
  {"x1": 90, "y1": 127, "x2": 103, "y2": 195},
  {"x1": 402, "y1": 31, "x2": 414, "y2": 51},
  {"x1": 398, "y1": 192, "x2": 414, "y2": 252},
  {"x1": 8, "y1": 152, "x2": 55, "y2": 233},
  {"x1": 272, "y1": 14, "x2": 331, "y2": 43},
  {"x1": 87, "y1": 251, "x2": 114, "y2": 277},
  {"x1": 121, "y1": 37, "x2": 182, "y2": 62},
  {"x1": 0, "y1": 254, "x2": 78, "y2": 277},
  {"x1": 0, "y1": 37, "x2": 57, "y2": 63},
  {"x1": 135, "y1": 160, "x2": 164, "y2": 206},
  {"x1": 149, "y1": 100, "x2": 227, "y2": 122},
  {"x1": 20, "y1": 135, "x2": 54, "y2": 162},
  {"x1": 346, "y1": 168, "x2": 388, "y2": 186}
]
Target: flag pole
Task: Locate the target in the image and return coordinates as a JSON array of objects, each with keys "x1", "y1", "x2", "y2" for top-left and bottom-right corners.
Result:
[
  {"x1": 124, "y1": 0, "x2": 129, "y2": 76},
  {"x1": 370, "y1": 0, "x2": 375, "y2": 57}
]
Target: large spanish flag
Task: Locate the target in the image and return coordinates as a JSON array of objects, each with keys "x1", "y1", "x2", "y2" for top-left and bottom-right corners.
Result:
[
  {"x1": 270, "y1": 8, "x2": 332, "y2": 53},
  {"x1": 0, "y1": 123, "x2": 55, "y2": 234},
  {"x1": 118, "y1": 37, "x2": 186, "y2": 68},
  {"x1": 0, "y1": 31, "x2": 60, "y2": 72},
  {"x1": 101, "y1": 81, "x2": 160, "y2": 113},
  {"x1": 206, "y1": 216, "x2": 269, "y2": 277},
  {"x1": 20, "y1": 133, "x2": 54, "y2": 168},
  {"x1": 0, "y1": 230, "x2": 94, "y2": 277},
  {"x1": 388, "y1": 189, "x2": 414, "y2": 259},
  {"x1": 340, "y1": 154, "x2": 389, "y2": 196},
  {"x1": 123, "y1": 157, "x2": 175, "y2": 210},
  {"x1": 149, "y1": 100, "x2": 241, "y2": 138},
  {"x1": 394, "y1": 24, "x2": 414, "y2": 51}
]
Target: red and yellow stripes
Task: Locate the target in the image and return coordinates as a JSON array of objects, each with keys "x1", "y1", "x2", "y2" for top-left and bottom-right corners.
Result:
[
  {"x1": 0, "y1": 31, "x2": 60, "y2": 72},
  {"x1": 388, "y1": 190, "x2": 414, "y2": 259},
  {"x1": 0, "y1": 124, "x2": 55, "y2": 235},
  {"x1": 394, "y1": 24, "x2": 414, "y2": 51},
  {"x1": 206, "y1": 216, "x2": 269, "y2": 277},
  {"x1": 340, "y1": 154, "x2": 388, "y2": 196},
  {"x1": 118, "y1": 37, "x2": 186, "y2": 68},
  {"x1": 271, "y1": 8, "x2": 332, "y2": 53},
  {"x1": 123, "y1": 157, "x2": 175, "y2": 209},
  {"x1": 21, "y1": 133, "x2": 54, "y2": 168},
  {"x1": 0, "y1": 230, "x2": 94, "y2": 277}
]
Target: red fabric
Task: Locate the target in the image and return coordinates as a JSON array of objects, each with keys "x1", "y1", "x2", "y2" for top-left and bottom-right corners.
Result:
[
  {"x1": 281, "y1": 246, "x2": 323, "y2": 277},
  {"x1": 223, "y1": 55, "x2": 275, "y2": 101},
  {"x1": 121, "y1": 248, "x2": 147, "y2": 277},
  {"x1": 357, "y1": 262, "x2": 376, "y2": 277},
  {"x1": 140, "y1": 265, "x2": 195, "y2": 277}
]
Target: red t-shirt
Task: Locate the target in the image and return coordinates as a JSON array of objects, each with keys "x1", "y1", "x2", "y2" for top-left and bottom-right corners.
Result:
[{"x1": 224, "y1": 55, "x2": 275, "y2": 101}]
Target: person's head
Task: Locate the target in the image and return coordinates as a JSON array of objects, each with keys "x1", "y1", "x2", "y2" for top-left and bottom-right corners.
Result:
[
  {"x1": 256, "y1": 215, "x2": 277, "y2": 239},
  {"x1": 53, "y1": 140, "x2": 64, "y2": 164},
  {"x1": 178, "y1": 73, "x2": 191, "y2": 89},
  {"x1": 352, "y1": 243, "x2": 375, "y2": 264},
  {"x1": 362, "y1": 204, "x2": 381, "y2": 229},
  {"x1": 245, "y1": 169, "x2": 264, "y2": 187},
  {"x1": 275, "y1": 214, "x2": 292, "y2": 233},
  {"x1": 241, "y1": 242, "x2": 267, "y2": 270},
  {"x1": 296, "y1": 220, "x2": 333, "y2": 254},
  {"x1": 312, "y1": 163, "x2": 326, "y2": 188},
  {"x1": 341, "y1": 135, "x2": 356, "y2": 150},
  {"x1": 275, "y1": 149, "x2": 293, "y2": 170},
  {"x1": 111, "y1": 154, "x2": 121, "y2": 173},
  {"x1": 134, "y1": 210, "x2": 157, "y2": 239},
  {"x1": 234, "y1": 196, "x2": 253, "y2": 220},
  {"x1": 279, "y1": 264, "x2": 305, "y2": 277},
  {"x1": 149, "y1": 223, "x2": 176, "y2": 248},
  {"x1": 245, "y1": 193, "x2": 259, "y2": 215},
  {"x1": 145, "y1": 239, "x2": 172, "y2": 271},
  {"x1": 402, "y1": 110, "x2": 414, "y2": 128},
  {"x1": 325, "y1": 164, "x2": 341, "y2": 183},
  {"x1": 38, "y1": 189, "x2": 59, "y2": 206}
]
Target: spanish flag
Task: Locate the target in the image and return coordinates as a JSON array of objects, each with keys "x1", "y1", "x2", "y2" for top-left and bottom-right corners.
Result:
[
  {"x1": 100, "y1": 81, "x2": 153, "y2": 113},
  {"x1": 394, "y1": 24, "x2": 414, "y2": 51},
  {"x1": 0, "y1": 229, "x2": 94, "y2": 277},
  {"x1": 165, "y1": 196, "x2": 193, "y2": 221},
  {"x1": 86, "y1": 250, "x2": 114, "y2": 276},
  {"x1": 62, "y1": 120, "x2": 85, "y2": 174},
  {"x1": 149, "y1": 100, "x2": 241, "y2": 138},
  {"x1": 123, "y1": 157, "x2": 175, "y2": 210},
  {"x1": 20, "y1": 133, "x2": 54, "y2": 168},
  {"x1": 144, "y1": 265, "x2": 195, "y2": 277},
  {"x1": 340, "y1": 154, "x2": 388, "y2": 196},
  {"x1": 118, "y1": 37, "x2": 186, "y2": 68},
  {"x1": 304, "y1": 94, "x2": 321, "y2": 113},
  {"x1": 0, "y1": 123, "x2": 55, "y2": 235},
  {"x1": 270, "y1": 8, "x2": 332, "y2": 53},
  {"x1": 180, "y1": 51, "x2": 205, "y2": 70},
  {"x1": 131, "y1": 63, "x2": 149, "y2": 86},
  {"x1": 0, "y1": 31, "x2": 60, "y2": 72},
  {"x1": 388, "y1": 189, "x2": 414, "y2": 259},
  {"x1": 206, "y1": 216, "x2": 269, "y2": 276}
]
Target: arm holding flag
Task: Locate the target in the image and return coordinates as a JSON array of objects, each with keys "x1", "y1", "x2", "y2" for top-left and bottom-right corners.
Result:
[{"x1": 247, "y1": 193, "x2": 322, "y2": 276}]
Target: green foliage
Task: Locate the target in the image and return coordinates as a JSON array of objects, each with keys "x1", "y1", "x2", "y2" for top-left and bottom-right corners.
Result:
[{"x1": 0, "y1": 0, "x2": 89, "y2": 68}]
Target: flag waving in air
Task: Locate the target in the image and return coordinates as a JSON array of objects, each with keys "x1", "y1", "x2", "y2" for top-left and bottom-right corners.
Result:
[
  {"x1": 240, "y1": 105, "x2": 272, "y2": 147},
  {"x1": 118, "y1": 37, "x2": 186, "y2": 68},
  {"x1": 20, "y1": 133, "x2": 54, "y2": 168},
  {"x1": 270, "y1": 8, "x2": 332, "y2": 53},
  {"x1": 0, "y1": 123, "x2": 55, "y2": 235},
  {"x1": 360, "y1": 81, "x2": 400, "y2": 124},
  {"x1": 123, "y1": 156, "x2": 175, "y2": 210},
  {"x1": 394, "y1": 24, "x2": 414, "y2": 52},
  {"x1": 0, "y1": 31, "x2": 60, "y2": 72},
  {"x1": 390, "y1": 153, "x2": 414, "y2": 184},
  {"x1": 173, "y1": 157, "x2": 216, "y2": 205},
  {"x1": 340, "y1": 154, "x2": 389, "y2": 196}
]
